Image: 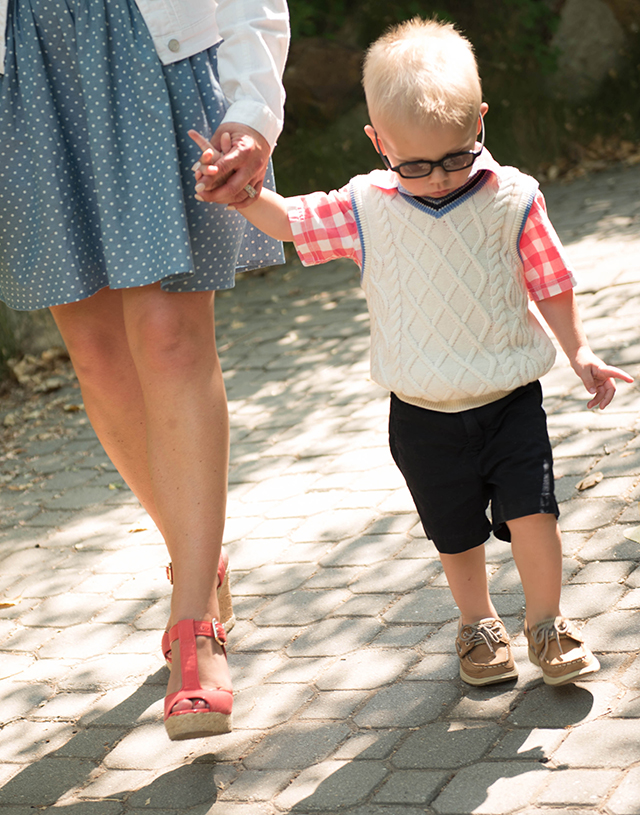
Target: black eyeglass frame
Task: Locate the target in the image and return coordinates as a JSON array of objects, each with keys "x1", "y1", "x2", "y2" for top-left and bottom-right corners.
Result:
[{"x1": 373, "y1": 115, "x2": 485, "y2": 179}]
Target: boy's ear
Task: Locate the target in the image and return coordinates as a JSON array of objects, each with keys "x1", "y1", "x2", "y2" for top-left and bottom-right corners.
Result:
[
  {"x1": 478, "y1": 102, "x2": 489, "y2": 132},
  {"x1": 364, "y1": 124, "x2": 380, "y2": 151}
]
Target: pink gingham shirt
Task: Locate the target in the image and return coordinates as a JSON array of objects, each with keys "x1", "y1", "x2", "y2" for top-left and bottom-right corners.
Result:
[{"x1": 288, "y1": 151, "x2": 575, "y2": 302}]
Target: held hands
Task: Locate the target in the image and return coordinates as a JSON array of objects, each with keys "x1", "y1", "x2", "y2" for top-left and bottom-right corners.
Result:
[
  {"x1": 188, "y1": 123, "x2": 270, "y2": 209},
  {"x1": 191, "y1": 128, "x2": 293, "y2": 241},
  {"x1": 572, "y1": 347, "x2": 634, "y2": 410}
]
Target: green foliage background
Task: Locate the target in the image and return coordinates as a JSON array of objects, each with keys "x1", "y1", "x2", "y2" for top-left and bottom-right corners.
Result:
[{"x1": 275, "y1": 0, "x2": 640, "y2": 195}]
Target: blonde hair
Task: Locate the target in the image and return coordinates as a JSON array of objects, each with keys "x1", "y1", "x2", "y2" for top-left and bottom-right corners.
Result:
[{"x1": 363, "y1": 17, "x2": 482, "y2": 131}]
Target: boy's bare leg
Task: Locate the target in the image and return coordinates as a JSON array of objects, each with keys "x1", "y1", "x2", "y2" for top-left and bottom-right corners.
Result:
[
  {"x1": 508, "y1": 512, "x2": 598, "y2": 683},
  {"x1": 441, "y1": 543, "x2": 517, "y2": 685},
  {"x1": 439, "y1": 544, "x2": 499, "y2": 623},
  {"x1": 507, "y1": 513, "x2": 562, "y2": 626}
]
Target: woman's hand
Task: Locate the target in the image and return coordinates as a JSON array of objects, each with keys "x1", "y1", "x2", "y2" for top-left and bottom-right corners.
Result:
[{"x1": 189, "y1": 123, "x2": 271, "y2": 208}]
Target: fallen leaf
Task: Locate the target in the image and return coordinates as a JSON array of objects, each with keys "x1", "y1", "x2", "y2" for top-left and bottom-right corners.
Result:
[
  {"x1": 40, "y1": 347, "x2": 69, "y2": 364},
  {"x1": 576, "y1": 471, "x2": 603, "y2": 491},
  {"x1": 8, "y1": 354, "x2": 39, "y2": 384},
  {"x1": 34, "y1": 376, "x2": 66, "y2": 393}
]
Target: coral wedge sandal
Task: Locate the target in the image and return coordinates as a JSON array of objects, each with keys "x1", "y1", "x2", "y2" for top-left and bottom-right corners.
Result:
[
  {"x1": 164, "y1": 618, "x2": 233, "y2": 740},
  {"x1": 162, "y1": 553, "x2": 235, "y2": 667}
]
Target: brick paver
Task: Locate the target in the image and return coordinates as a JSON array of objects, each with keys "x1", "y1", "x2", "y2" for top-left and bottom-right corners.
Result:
[{"x1": 1, "y1": 161, "x2": 640, "y2": 813}]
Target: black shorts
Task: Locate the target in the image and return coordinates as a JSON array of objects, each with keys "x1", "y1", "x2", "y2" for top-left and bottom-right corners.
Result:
[{"x1": 388, "y1": 381, "x2": 558, "y2": 555}]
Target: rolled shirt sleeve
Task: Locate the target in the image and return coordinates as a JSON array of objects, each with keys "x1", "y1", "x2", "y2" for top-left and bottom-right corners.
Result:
[
  {"x1": 216, "y1": 0, "x2": 290, "y2": 149},
  {"x1": 288, "y1": 186, "x2": 363, "y2": 266},
  {"x1": 521, "y1": 192, "x2": 576, "y2": 300}
]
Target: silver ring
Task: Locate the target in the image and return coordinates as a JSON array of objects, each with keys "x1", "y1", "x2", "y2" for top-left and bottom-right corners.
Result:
[{"x1": 244, "y1": 183, "x2": 257, "y2": 199}]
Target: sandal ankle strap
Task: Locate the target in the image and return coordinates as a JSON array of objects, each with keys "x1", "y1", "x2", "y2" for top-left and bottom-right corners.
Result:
[
  {"x1": 168, "y1": 618, "x2": 227, "y2": 647},
  {"x1": 193, "y1": 619, "x2": 227, "y2": 646}
]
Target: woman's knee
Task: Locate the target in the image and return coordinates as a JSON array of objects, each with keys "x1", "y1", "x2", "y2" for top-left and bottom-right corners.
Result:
[
  {"x1": 124, "y1": 291, "x2": 217, "y2": 375},
  {"x1": 50, "y1": 293, "x2": 131, "y2": 384}
]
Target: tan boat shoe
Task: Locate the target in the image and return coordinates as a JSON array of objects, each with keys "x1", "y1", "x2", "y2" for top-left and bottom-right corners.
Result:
[
  {"x1": 456, "y1": 617, "x2": 519, "y2": 686},
  {"x1": 525, "y1": 616, "x2": 600, "y2": 686}
]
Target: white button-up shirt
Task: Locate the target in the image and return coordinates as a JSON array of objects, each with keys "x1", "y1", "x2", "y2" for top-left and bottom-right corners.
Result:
[{"x1": 0, "y1": 0, "x2": 289, "y2": 147}]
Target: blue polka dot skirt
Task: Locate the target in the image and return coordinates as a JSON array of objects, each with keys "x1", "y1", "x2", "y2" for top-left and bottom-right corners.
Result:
[{"x1": 0, "y1": 0, "x2": 284, "y2": 311}]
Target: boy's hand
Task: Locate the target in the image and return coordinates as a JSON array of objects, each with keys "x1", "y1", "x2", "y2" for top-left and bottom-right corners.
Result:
[
  {"x1": 189, "y1": 129, "x2": 227, "y2": 200},
  {"x1": 188, "y1": 124, "x2": 270, "y2": 209},
  {"x1": 190, "y1": 130, "x2": 226, "y2": 169},
  {"x1": 572, "y1": 348, "x2": 634, "y2": 409}
]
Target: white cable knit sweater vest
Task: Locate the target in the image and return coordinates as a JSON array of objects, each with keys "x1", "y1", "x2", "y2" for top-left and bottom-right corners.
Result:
[{"x1": 350, "y1": 167, "x2": 557, "y2": 413}]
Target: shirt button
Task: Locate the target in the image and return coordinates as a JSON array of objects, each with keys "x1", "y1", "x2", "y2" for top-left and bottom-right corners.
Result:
[{"x1": 168, "y1": 39, "x2": 180, "y2": 52}]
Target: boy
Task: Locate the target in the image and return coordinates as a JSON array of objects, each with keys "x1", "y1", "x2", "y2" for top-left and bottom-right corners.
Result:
[{"x1": 192, "y1": 18, "x2": 633, "y2": 686}]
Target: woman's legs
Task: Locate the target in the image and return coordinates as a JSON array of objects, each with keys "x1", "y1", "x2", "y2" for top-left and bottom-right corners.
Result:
[
  {"x1": 119, "y1": 283, "x2": 228, "y2": 619},
  {"x1": 50, "y1": 283, "x2": 231, "y2": 703},
  {"x1": 51, "y1": 288, "x2": 164, "y2": 530}
]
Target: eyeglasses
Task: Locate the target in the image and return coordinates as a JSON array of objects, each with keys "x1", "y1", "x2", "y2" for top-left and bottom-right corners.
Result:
[{"x1": 373, "y1": 116, "x2": 485, "y2": 179}]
